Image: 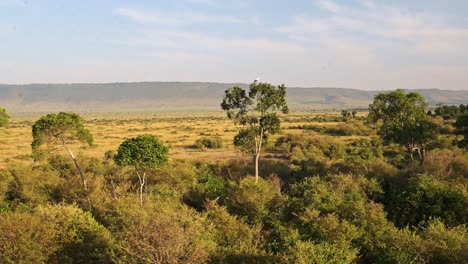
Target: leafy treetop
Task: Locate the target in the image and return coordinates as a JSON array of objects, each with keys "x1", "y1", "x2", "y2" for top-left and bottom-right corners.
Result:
[
  {"x1": 368, "y1": 89, "x2": 436, "y2": 164},
  {"x1": 221, "y1": 82, "x2": 289, "y2": 126},
  {"x1": 114, "y1": 134, "x2": 169, "y2": 170},
  {"x1": 31, "y1": 112, "x2": 93, "y2": 156}
]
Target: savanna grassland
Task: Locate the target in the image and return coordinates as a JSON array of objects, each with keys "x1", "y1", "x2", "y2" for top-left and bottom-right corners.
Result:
[
  {"x1": 0, "y1": 92, "x2": 467, "y2": 263},
  {"x1": 0, "y1": 111, "x2": 360, "y2": 169}
]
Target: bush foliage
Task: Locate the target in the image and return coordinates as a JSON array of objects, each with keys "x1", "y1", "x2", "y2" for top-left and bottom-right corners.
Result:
[{"x1": 1, "y1": 98, "x2": 468, "y2": 263}]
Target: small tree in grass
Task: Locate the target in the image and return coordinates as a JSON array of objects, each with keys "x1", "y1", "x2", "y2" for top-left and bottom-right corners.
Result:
[
  {"x1": 114, "y1": 134, "x2": 168, "y2": 205},
  {"x1": 221, "y1": 81, "x2": 288, "y2": 183},
  {"x1": 32, "y1": 112, "x2": 93, "y2": 189},
  {"x1": 0, "y1": 107, "x2": 9, "y2": 128}
]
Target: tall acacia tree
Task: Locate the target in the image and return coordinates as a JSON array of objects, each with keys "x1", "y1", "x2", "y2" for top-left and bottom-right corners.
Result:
[
  {"x1": 368, "y1": 89, "x2": 436, "y2": 165},
  {"x1": 221, "y1": 81, "x2": 288, "y2": 183},
  {"x1": 114, "y1": 134, "x2": 168, "y2": 205},
  {"x1": 32, "y1": 112, "x2": 93, "y2": 189}
]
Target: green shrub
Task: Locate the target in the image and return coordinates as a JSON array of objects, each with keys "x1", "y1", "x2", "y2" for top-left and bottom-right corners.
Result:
[
  {"x1": 37, "y1": 204, "x2": 115, "y2": 263},
  {"x1": 287, "y1": 175, "x2": 408, "y2": 262},
  {"x1": 387, "y1": 174, "x2": 467, "y2": 228},
  {"x1": 276, "y1": 134, "x2": 345, "y2": 162},
  {"x1": 194, "y1": 136, "x2": 223, "y2": 149},
  {"x1": 0, "y1": 212, "x2": 57, "y2": 264},
  {"x1": 283, "y1": 240, "x2": 358, "y2": 264},
  {"x1": 206, "y1": 203, "x2": 266, "y2": 262},
  {"x1": 345, "y1": 138, "x2": 383, "y2": 162},
  {"x1": 226, "y1": 176, "x2": 279, "y2": 225},
  {"x1": 183, "y1": 169, "x2": 228, "y2": 211},
  {"x1": 421, "y1": 219, "x2": 468, "y2": 263},
  {"x1": 0, "y1": 107, "x2": 9, "y2": 128},
  {"x1": 0, "y1": 204, "x2": 115, "y2": 264},
  {"x1": 115, "y1": 196, "x2": 215, "y2": 264}
]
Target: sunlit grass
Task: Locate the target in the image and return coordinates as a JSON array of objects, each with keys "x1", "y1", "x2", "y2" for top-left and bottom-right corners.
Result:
[{"x1": 0, "y1": 111, "x2": 368, "y2": 169}]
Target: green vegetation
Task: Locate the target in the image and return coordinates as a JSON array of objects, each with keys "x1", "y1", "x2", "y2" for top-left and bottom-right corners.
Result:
[
  {"x1": 455, "y1": 112, "x2": 468, "y2": 148},
  {"x1": 114, "y1": 134, "x2": 169, "y2": 205},
  {"x1": 31, "y1": 112, "x2": 93, "y2": 189},
  {"x1": 369, "y1": 89, "x2": 437, "y2": 165},
  {"x1": 0, "y1": 107, "x2": 8, "y2": 128},
  {"x1": 432, "y1": 104, "x2": 468, "y2": 119},
  {"x1": 0, "y1": 89, "x2": 467, "y2": 263},
  {"x1": 194, "y1": 136, "x2": 223, "y2": 150},
  {"x1": 221, "y1": 81, "x2": 288, "y2": 183}
]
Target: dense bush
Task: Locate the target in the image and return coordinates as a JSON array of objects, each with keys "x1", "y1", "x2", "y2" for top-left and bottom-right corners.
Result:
[
  {"x1": 0, "y1": 204, "x2": 115, "y2": 264},
  {"x1": 345, "y1": 138, "x2": 383, "y2": 162},
  {"x1": 276, "y1": 134, "x2": 345, "y2": 162},
  {"x1": 183, "y1": 168, "x2": 228, "y2": 211},
  {"x1": 194, "y1": 136, "x2": 223, "y2": 149},
  {"x1": 286, "y1": 174, "x2": 416, "y2": 263},
  {"x1": 293, "y1": 120, "x2": 371, "y2": 136},
  {"x1": 206, "y1": 203, "x2": 267, "y2": 262},
  {"x1": 226, "y1": 176, "x2": 279, "y2": 225},
  {"x1": 114, "y1": 196, "x2": 215, "y2": 263},
  {"x1": 420, "y1": 219, "x2": 468, "y2": 263},
  {"x1": 1, "y1": 107, "x2": 468, "y2": 263},
  {"x1": 387, "y1": 174, "x2": 467, "y2": 228}
]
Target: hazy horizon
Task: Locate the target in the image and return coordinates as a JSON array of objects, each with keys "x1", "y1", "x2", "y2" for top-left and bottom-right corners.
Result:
[
  {"x1": 0, "y1": 80, "x2": 466, "y2": 92},
  {"x1": 1, "y1": 0, "x2": 467, "y2": 90}
]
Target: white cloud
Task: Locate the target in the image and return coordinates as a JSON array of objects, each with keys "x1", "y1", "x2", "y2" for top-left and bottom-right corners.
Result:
[
  {"x1": 277, "y1": 0, "x2": 468, "y2": 56},
  {"x1": 270, "y1": 0, "x2": 468, "y2": 89},
  {"x1": 113, "y1": 29, "x2": 306, "y2": 56},
  {"x1": 109, "y1": 1, "x2": 468, "y2": 89}
]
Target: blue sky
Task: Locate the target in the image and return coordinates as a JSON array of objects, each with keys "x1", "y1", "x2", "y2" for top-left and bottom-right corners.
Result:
[{"x1": 1, "y1": 0, "x2": 467, "y2": 90}]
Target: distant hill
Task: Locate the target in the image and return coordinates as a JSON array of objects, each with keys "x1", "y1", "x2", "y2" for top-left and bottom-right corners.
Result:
[{"x1": 1, "y1": 82, "x2": 467, "y2": 113}]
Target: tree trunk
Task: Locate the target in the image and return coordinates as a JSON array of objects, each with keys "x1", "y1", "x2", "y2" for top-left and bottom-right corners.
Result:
[
  {"x1": 255, "y1": 128, "x2": 264, "y2": 184},
  {"x1": 136, "y1": 171, "x2": 146, "y2": 206},
  {"x1": 255, "y1": 153, "x2": 260, "y2": 184},
  {"x1": 62, "y1": 140, "x2": 87, "y2": 190},
  {"x1": 110, "y1": 179, "x2": 117, "y2": 199},
  {"x1": 418, "y1": 145, "x2": 425, "y2": 166}
]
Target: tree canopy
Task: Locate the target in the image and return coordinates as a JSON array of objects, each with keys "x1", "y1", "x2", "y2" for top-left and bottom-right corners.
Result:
[
  {"x1": 221, "y1": 81, "x2": 288, "y2": 182},
  {"x1": 31, "y1": 112, "x2": 93, "y2": 158},
  {"x1": 368, "y1": 89, "x2": 436, "y2": 164},
  {"x1": 114, "y1": 134, "x2": 169, "y2": 205},
  {"x1": 31, "y1": 112, "x2": 93, "y2": 189},
  {"x1": 114, "y1": 134, "x2": 168, "y2": 169}
]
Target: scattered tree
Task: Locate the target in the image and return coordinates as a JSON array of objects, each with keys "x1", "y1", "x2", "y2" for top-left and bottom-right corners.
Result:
[
  {"x1": 221, "y1": 81, "x2": 288, "y2": 183},
  {"x1": 368, "y1": 89, "x2": 436, "y2": 165},
  {"x1": 454, "y1": 112, "x2": 468, "y2": 148},
  {"x1": 31, "y1": 112, "x2": 93, "y2": 189},
  {"x1": 0, "y1": 107, "x2": 9, "y2": 128},
  {"x1": 434, "y1": 104, "x2": 466, "y2": 119},
  {"x1": 114, "y1": 134, "x2": 168, "y2": 205}
]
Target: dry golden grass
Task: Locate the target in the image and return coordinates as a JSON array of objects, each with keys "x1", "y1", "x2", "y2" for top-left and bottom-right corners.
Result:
[{"x1": 0, "y1": 111, "x2": 365, "y2": 169}]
